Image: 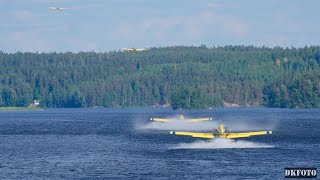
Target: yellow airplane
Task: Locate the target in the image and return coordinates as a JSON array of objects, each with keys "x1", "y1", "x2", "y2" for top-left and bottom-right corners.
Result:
[
  {"x1": 150, "y1": 114, "x2": 213, "y2": 123},
  {"x1": 123, "y1": 48, "x2": 147, "y2": 52},
  {"x1": 170, "y1": 124, "x2": 272, "y2": 139}
]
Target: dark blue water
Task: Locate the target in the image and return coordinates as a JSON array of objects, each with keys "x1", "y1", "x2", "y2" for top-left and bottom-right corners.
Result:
[{"x1": 0, "y1": 108, "x2": 319, "y2": 179}]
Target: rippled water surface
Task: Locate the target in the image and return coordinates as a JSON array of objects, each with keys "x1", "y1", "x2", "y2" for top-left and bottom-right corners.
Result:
[{"x1": 0, "y1": 108, "x2": 319, "y2": 179}]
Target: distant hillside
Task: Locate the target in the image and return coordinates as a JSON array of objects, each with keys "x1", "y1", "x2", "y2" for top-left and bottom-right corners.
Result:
[{"x1": 0, "y1": 45, "x2": 320, "y2": 108}]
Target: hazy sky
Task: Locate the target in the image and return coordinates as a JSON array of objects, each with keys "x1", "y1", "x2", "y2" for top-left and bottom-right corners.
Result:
[{"x1": 0, "y1": 0, "x2": 319, "y2": 52}]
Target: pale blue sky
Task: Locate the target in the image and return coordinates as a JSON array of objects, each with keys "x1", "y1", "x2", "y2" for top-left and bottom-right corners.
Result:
[{"x1": 0, "y1": 0, "x2": 319, "y2": 52}]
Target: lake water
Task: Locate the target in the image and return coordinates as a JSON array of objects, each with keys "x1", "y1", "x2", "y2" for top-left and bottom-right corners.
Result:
[{"x1": 0, "y1": 108, "x2": 319, "y2": 179}]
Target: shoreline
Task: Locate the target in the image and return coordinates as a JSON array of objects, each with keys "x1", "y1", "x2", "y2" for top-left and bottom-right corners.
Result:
[{"x1": 0, "y1": 107, "x2": 43, "y2": 111}]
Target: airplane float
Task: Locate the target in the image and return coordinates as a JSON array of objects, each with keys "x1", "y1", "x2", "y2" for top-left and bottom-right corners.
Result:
[
  {"x1": 150, "y1": 114, "x2": 213, "y2": 123},
  {"x1": 170, "y1": 124, "x2": 272, "y2": 139},
  {"x1": 123, "y1": 48, "x2": 147, "y2": 52}
]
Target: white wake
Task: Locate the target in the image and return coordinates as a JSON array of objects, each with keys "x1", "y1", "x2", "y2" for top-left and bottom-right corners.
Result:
[
  {"x1": 138, "y1": 120, "x2": 219, "y2": 131},
  {"x1": 170, "y1": 139, "x2": 274, "y2": 149}
]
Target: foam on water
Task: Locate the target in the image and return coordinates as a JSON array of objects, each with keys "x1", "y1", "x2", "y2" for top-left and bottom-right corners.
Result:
[
  {"x1": 135, "y1": 114, "x2": 278, "y2": 132},
  {"x1": 171, "y1": 138, "x2": 274, "y2": 149},
  {"x1": 137, "y1": 120, "x2": 219, "y2": 131}
]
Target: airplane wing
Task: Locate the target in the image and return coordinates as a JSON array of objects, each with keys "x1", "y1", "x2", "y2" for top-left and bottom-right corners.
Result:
[
  {"x1": 150, "y1": 117, "x2": 212, "y2": 123},
  {"x1": 170, "y1": 131, "x2": 214, "y2": 139},
  {"x1": 186, "y1": 118, "x2": 213, "y2": 123},
  {"x1": 150, "y1": 118, "x2": 171, "y2": 122},
  {"x1": 226, "y1": 131, "x2": 272, "y2": 138},
  {"x1": 170, "y1": 130, "x2": 272, "y2": 139},
  {"x1": 135, "y1": 48, "x2": 146, "y2": 51},
  {"x1": 49, "y1": 7, "x2": 65, "y2": 11},
  {"x1": 123, "y1": 48, "x2": 146, "y2": 51}
]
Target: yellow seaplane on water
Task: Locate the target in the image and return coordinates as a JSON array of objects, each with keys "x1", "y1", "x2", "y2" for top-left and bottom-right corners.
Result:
[
  {"x1": 170, "y1": 124, "x2": 272, "y2": 139},
  {"x1": 150, "y1": 114, "x2": 213, "y2": 123}
]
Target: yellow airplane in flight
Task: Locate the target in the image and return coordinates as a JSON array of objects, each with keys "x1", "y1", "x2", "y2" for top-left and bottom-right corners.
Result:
[
  {"x1": 123, "y1": 48, "x2": 147, "y2": 52},
  {"x1": 170, "y1": 124, "x2": 272, "y2": 139},
  {"x1": 150, "y1": 114, "x2": 213, "y2": 123},
  {"x1": 50, "y1": 6, "x2": 65, "y2": 11}
]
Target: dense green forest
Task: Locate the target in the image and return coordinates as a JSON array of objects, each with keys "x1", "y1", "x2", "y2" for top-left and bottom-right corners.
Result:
[{"x1": 0, "y1": 45, "x2": 320, "y2": 109}]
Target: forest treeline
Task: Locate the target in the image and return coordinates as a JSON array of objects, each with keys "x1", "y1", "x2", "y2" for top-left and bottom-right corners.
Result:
[{"x1": 0, "y1": 45, "x2": 320, "y2": 109}]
